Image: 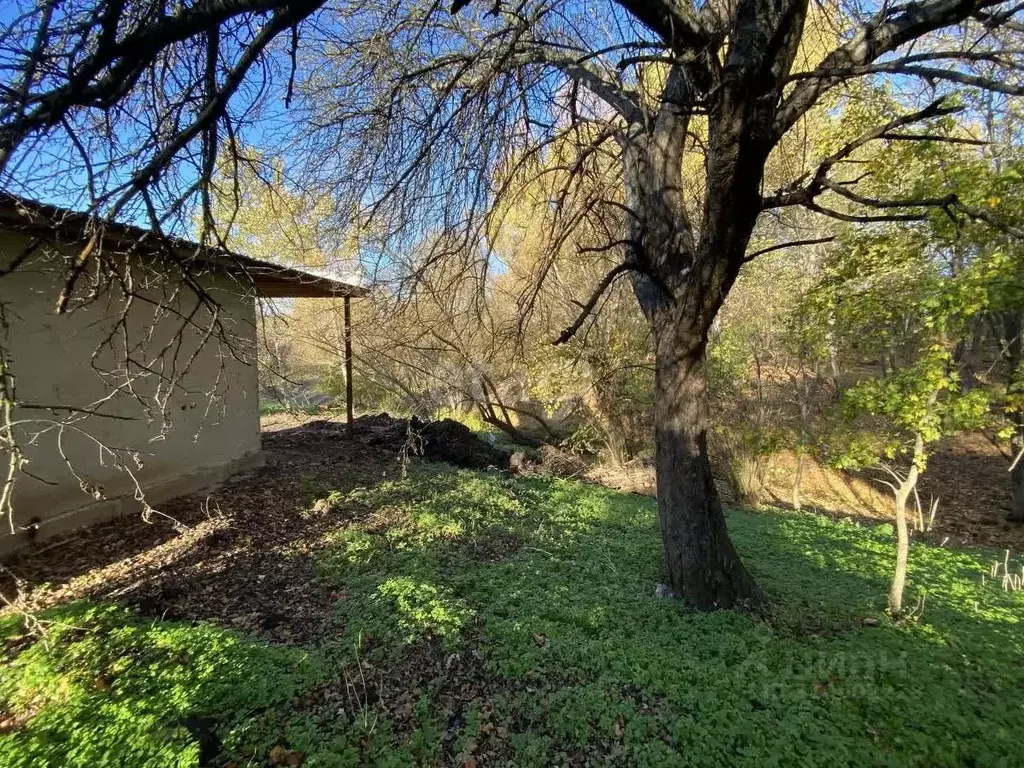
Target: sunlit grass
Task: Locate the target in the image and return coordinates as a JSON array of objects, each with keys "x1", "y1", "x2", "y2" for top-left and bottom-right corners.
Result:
[{"x1": 2, "y1": 465, "x2": 1022, "y2": 766}]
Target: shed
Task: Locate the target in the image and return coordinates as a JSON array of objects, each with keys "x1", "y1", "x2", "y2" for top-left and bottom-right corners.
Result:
[{"x1": 0, "y1": 194, "x2": 364, "y2": 553}]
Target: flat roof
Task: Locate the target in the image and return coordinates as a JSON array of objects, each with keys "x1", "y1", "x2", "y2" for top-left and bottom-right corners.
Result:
[{"x1": 0, "y1": 193, "x2": 366, "y2": 299}]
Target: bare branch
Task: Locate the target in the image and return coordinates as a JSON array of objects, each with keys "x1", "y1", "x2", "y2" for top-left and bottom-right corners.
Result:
[
  {"x1": 609, "y1": 0, "x2": 711, "y2": 55},
  {"x1": 763, "y1": 98, "x2": 961, "y2": 209},
  {"x1": 522, "y1": 48, "x2": 646, "y2": 123},
  {"x1": 788, "y1": 62, "x2": 1024, "y2": 97},
  {"x1": 554, "y1": 262, "x2": 636, "y2": 345},
  {"x1": 775, "y1": 0, "x2": 1006, "y2": 138},
  {"x1": 743, "y1": 236, "x2": 835, "y2": 263},
  {"x1": 805, "y1": 201, "x2": 929, "y2": 223}
]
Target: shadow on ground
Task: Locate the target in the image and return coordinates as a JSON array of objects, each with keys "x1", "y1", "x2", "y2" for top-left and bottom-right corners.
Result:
[
  {"x1": 0, "y1": 424, "x2": 407, "y2": 643},
  {"x1": 2, "y1": 422, "x2": 1023, "y2": 766}
]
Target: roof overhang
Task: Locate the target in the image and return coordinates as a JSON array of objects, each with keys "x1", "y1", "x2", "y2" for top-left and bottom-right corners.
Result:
[{"x1": 0, "y1": 193, "x2": 367, "y2": 299}]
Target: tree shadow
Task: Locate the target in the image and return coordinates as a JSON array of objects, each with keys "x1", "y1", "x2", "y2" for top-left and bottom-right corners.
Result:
[
  {"x1": 0, "y1": 425, "x2": 408, "y2": 644},
  {"x1": 3, "y1": 434, "x2": 1022, "y2": 764},
  {"x1": 308, "y1": 470, "x2": 1024, "y2": 763}
]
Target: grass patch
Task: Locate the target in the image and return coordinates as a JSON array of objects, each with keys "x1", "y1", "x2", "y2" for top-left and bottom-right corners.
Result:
[
  {"x1": 0, "y1": 605, "x2": 410, "y2": 767},
  {"x1": 3, "y1": 466, "x2": 1023, "y2": 765}
]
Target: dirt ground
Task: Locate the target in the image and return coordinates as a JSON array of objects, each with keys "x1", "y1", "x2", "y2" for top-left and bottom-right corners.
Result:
[
  {"x1": 576, "y1": 431, "x2": 1024, "y2": 552},
  {"x1": 0, "y1": 417, "x2": 426, "y2": 642},
  {"x1": 2, "y1": 416, "x2": 1023, "y2": 640},
  {"x1": 766, "y1": 432, "x2": 1024, "y2": 550}
]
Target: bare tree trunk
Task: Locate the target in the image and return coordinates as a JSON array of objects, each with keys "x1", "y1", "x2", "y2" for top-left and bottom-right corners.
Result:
[
  {"x1": 792, "y1": 450, "x2": 804, "y2": 511},
  {"x1": 618, "y1": 63, "x2": 775, "y2": 611},
  {"x1": 1011, "y1": 444, "x2": 1024, "y2": 522},
  {"x1": 1009, "y1": 401, "x2": 1024, "y2": 522},
  {"x1": 1005, "y1": 312, "x2": 1024, "y2": 522},
  {"x1": 890, "y1": 431, "x2": 925, "y2": 617},
  {"x1": 953, "y1": 316, "x2": 980, "y2": 394},
  {"x1": 889, "y1": 473, "x2": 915, "y2": 616},
  {"x1": 474, "y1": 378, "x2": 546, "y2": 448},
  {"x1": 653, "y1": 321, "x2": 763, "y2": 610},
  {"x1": 344, "y1": 296, "x2": 354, "y2": 438}
]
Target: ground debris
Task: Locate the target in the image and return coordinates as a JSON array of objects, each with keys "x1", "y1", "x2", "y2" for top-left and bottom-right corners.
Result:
[
  {"x1": 0, "y1": 422, "x2": 382, "y2": 642},
  {"x1": 298, "y1": 413, "x2": 511, "y2": 470},
  {"x1": 0, "y1": 414, "x2": 515, "y2": 640}
]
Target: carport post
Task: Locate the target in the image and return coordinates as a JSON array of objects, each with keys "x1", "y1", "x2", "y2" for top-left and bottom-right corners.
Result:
[{"x1": 344, "y1": 295, "x2": 354, "y2": 437}]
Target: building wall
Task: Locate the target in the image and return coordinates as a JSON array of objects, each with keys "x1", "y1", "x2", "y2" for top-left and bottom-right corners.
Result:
[{"x1": 0, "y1": 231, "x2": 263, "y2": 553}]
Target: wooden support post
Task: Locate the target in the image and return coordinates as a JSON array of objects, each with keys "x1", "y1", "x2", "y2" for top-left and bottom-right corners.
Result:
[{"x1": 344, "y1": 295, "x2": 354, "y2": 438}]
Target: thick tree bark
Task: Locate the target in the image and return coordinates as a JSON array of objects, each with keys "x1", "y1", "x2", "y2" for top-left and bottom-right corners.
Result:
[
  {"x1": 611, "y1": 6, "x2": 811, "y2": 609},
  {"x1": 618, "y1": 64, "x2": 769, "y2": 609},
  {"x1": 652, "y1": 318, "x2": 764, "y2": 610}
]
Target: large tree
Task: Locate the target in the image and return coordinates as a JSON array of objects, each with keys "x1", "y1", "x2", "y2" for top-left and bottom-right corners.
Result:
[{"x1": 3, "y1": 0, "x2": 1024, "y2": 608}]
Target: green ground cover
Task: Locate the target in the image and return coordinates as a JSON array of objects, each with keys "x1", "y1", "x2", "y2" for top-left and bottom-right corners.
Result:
[{"x1": 2, "y1": 466, "x2": 1021, "y2": 766}]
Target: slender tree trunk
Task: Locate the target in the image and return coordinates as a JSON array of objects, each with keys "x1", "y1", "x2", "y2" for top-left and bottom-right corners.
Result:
[
  {"x1": 1005, "y1": 312, "x2": 1024, "y2": 522},
  {"x1": 1011, "y1": 444, "x2": 1024, "y2": 522},
  {"x1": 1009, "y1": 409, "x2": 1024, "y2": 522},
  {"x1": 889, "y1": 474, "x2": 915, "y2": 616},
  {"x1": 792, "y1": 450, "x2": 804, "y2": 511},
  {"x1": 890, "y1": 431, "x2": 925, "y2": 617},
  {"x1": 953, "y1": 315, "x2": 980, "y2": 393},
  {"x1": 344, "y1": 296, "x2": 354, "y2": 437},
  {"x1": 652, "y1": 319, "x2": 763, "y2": 610}
]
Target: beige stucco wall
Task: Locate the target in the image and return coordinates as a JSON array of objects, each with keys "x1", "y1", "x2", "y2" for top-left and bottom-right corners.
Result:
[{"x1": 0, "y1": 231, "x2": 263, "y2": 553}]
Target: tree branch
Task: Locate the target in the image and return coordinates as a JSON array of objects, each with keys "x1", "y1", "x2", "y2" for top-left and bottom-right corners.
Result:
[
  {"x1": 609, "y1": 0, "x2": 710, "y2": 55},
  {"x1": 523, "y1": 48, "x2": 646, "y2": 124},
  {"x1": 775, "y1": 0, "x2": 1003, "y2": 138},
  {"x1": 553, "y1": 262, "x2": 636, "y2": 345},
  {"x1": 805, "y1": 201, "x2": 928, "y2": 223},
  {"x1": 788, "y1": 62, "x2": 1024, "y2": 97},
  {"x1": 763, "y1": 97, "x2": 960, "y2": 209},
  {"x1": 0, "y1": 0, "x2": 320, "y2": 171},
  {"x1": 743, "y1": 236, "x2": 835, "y2": 263}
]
